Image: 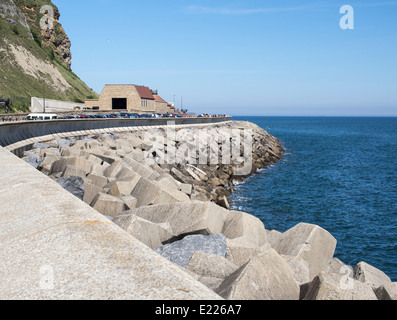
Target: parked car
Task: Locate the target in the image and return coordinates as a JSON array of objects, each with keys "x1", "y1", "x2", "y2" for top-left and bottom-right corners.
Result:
[
  {"x1": 120, "y1": 112, "x2": 138, "y2": 118},
  {"x1": 102, "y1": 114, "x2": 117, "y2": 118},
  {"x1": 25, "y1": 113, "x2": 58, "y2": 121},
  {"x1": 138, "y1": 114, "x2": 154, "y2": 118}
]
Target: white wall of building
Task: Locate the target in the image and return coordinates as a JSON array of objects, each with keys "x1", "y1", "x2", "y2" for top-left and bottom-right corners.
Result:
[{"x1": 31, "y1": 97, "x2": 85, "y2": 113}]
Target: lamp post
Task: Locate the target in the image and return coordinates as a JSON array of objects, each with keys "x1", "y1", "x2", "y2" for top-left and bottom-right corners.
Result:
[{"x1": 42, "y1": 77, "x2": 47, "y2": 113}]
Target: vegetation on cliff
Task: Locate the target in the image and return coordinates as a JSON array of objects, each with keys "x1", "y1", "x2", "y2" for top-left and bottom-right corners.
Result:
[{"x1": 0, "y1": 0, "x2": 97, "y2": 113}]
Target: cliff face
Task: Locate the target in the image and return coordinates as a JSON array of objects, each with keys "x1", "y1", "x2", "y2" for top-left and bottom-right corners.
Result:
[
  {"x1": 0, "y1": 0, "x2": 97, "y2": 111},
  {"x1": 14, "y1": 0, "x2": 72, "y2": 70}
]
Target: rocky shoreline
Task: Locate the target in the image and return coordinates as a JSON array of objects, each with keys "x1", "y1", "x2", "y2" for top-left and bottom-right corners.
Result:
[{"x1": 20, "y1": 120, "x2": 396, "y2": 300}]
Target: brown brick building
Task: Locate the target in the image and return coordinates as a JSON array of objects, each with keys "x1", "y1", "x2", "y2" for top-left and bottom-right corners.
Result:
[{"x1": 85, "y1": 84, "x2": 172, "y2": 114}]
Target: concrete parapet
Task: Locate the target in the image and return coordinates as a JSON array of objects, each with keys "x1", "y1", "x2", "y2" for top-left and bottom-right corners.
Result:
[{"x1": 0, "y1": 117, "x2": 231, "y2": 156}]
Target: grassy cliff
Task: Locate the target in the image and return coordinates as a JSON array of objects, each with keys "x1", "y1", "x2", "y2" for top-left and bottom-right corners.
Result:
[{"x1": 0, "y1": 0, "x2": 97, "y2": 113}]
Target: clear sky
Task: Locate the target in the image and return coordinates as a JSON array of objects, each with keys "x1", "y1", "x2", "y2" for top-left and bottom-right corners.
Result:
[{"x1": 53, "y1": 0, "x2": 397, "y2": 116}]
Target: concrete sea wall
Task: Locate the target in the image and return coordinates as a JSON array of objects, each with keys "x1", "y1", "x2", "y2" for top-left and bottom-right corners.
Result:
[{"x1": 0, "y1": 116, "x2": 231, "y2": 156}]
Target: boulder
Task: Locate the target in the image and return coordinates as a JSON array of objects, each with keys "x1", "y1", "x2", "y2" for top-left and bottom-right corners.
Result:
[
  {"x1": 116, "y1": 167, "x2": 141, "y2": 181},
  {"x1": 131, "y1": 177, "x2": 189, "y2": 208},
  {"x1": 64, "y1": 157, "x2": 93, "y2": 175},
  {"x1": 217, "y1": 196, "x2": 230, "y2": 210},
  {"x1": 84, "y1": 139, "x2": 101, "y2": 150},
  {"x1": 60, "y1": 147, "x2": 80, "y2": 158},
  {"x1": 62, "y1": 165, "x2": 86, "y2": 179},
  {"x1": 113, "y1": 214, "x2": 175, "y2": 249},
  {"x1": 55, "y1": 176, "x2": 85, "y2": 200},
  {"x1": 108, "y1": 179, "x2": 139, "y2": 197},
  {"x1": 187, "y1": 252, "x2": 239, "y2": 291},
  {"x1": 266, "y1": 229, "x2": 283, "y2": 248},
  {"x1": 56, "y1": 138, "x2": 72, "y2": 148},
  {"x1": 191, "y1": 189, "x2": 210, "y2": 202},
  {"x1": 103, "y1": 159, "x2": 124, "y2": 178},
  {"x1": 39, "y1": 147, "x2": 60, "y2": 158},
  {"x1": 225, "y1": 238, "x2": 259, "y2": 267},
  {"x1": 84, "y1": 154, "x2": 103, "y2": 166},
  {"x1": 171, "y1": 167, "x2": 195, "y2": 185},
  {"x1": 353, "y1": 262, "x2": 392, "y2": 290},
  {"x1": 126, "y1": 135, "x2": 147, "y2": 149},
  {"x1": 197, "y1": 277, "x2": 225, "y2": 291},
  {"x1": 185, "y1": 164, "x2": 210, "y2": 182},
  {"x1": 131, "y1": 201, "x2": 229, "y2": 241},
  {"x1": 327, "y1": 258, "x2": 353, "y2": 277},
  {"x1": 40, "y1": 153, "x2": 60, "y2": 173},
  {"x1": 179, "y1": 184, "x2": 193, "y2": 196},
  {"x1": 89, "y1": 150, "x2": 120, "y2": 164},
  {"x1": 86, "y1": 174, "x2": 108, "y2": 189},
  {"x1": 123, "y1": 157, "x2": 159, "y2": 180},
  {"x1": 50, "y1": 158, "x2": 67, "y2": 174},
  {"x1": 83, "y1": 180, "x2": 102, "y2": 206},
  {"x1": 101, "y1": 133, "x2": 119, "y2": 141},
  {"x1": 222, "y1": 210, "x2": 268, "y2": 248},
  {"x1": 211, "y1": 177, "x2": 221, "y2": 187},
  {"x1": 216, "y1": 248, "x2": 300, "y2": 300},
  {"x1": 185, "y1": 167, "x2": 201, "y2": 181},
  {"x1": 115, "y1": 139, "x2": 134, "y2": 154},
  {"x1": 155, "y1": 234, "x2": 227, "y2": 268},
  {"x1": 125, "y1": 148, "x2": 145, "y2": 162},
  {"x1": 91, "y1": 193, "x2": 126, "y2": 218},
  {"x1": 375, "y1": 283, "x2": 397, "y2": 300},
  {"x1": 121, "y1": 195, "x2": 138, "y2": 211},
  {"x1": 187, "y1": 251, "x2": 238, "y2": 279},
  {"x1": 271, "y1": 223, "x2": 337, "y2": 280},
  {"x1": 303, "y1": 271, "x2": 378, "y2": 300},
  {"x1": 155, "y1": 173, "x2": 180, "y2": 190},
  {"x1": 33, "y1": 142, "x2": 51, "y2": 149},
  {"x1": 103, "y1": 178, "x2": 116, "y2": 192},
  {"x1": 89, "y1": 162, "x2": 110, "y2": 176},
  {"x1": 150, "y1": 162, "x2": 166, "y2": 175},
  {"x1": 22, "y1": 154, "x2": 41, "y2": 169},
  {"x1": 70, "y1": 140, "x2": 87, "y2": 150},
  {"x1": 159, "y1": 186, "x2": 191, "y2": 203},
  {"x1": 281, "y1": 255, "x2": 311, "y2": 287}
]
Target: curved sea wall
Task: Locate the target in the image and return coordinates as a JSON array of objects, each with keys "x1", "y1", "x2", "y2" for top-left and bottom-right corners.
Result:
[
  {"x1": 0, "y1": 116, "x2": 231, "y2": 154},
  {"x1": 1, "y1": 119, "x2": 395, "y2": 300}
]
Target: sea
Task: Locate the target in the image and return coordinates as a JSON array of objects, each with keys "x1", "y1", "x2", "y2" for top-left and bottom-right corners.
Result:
[{"x1": 230, "y1": 116, "x2": 397, "y2": 281}]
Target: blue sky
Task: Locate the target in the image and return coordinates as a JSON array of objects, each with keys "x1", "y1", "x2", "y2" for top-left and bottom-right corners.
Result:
[{"x1": 53, "y1": 0, "x2": 397, "y2": 116}]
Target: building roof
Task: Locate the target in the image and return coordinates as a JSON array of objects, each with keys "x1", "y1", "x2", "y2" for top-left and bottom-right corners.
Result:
[
  {"x1": 153, "y1": 95, "x2": 167, "y2": 103},
  {"x1": 134, "y1": 85, "x2": 155, "y2": 100}
]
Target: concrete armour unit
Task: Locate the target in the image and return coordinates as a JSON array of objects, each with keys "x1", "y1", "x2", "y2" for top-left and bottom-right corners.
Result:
[{"x1": 0, "y1": 147, "x2": 221, "y2": 300}]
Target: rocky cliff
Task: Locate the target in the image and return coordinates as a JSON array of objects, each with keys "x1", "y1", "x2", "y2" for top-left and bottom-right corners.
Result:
[{"x1": 0, "y1": 0, "x2": 97, "y2": 111}]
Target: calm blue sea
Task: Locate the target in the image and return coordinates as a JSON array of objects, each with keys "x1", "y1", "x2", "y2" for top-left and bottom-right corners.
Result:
[{"x1": 231, "y1": 116, "x2": 397, "y2": 281}]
